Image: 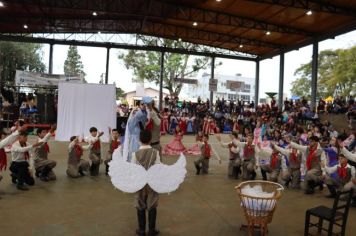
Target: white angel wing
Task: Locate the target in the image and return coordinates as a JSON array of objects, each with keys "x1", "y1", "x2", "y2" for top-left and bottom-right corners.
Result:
[
  {"x1": 108, "y1": 147, "x2": 147, "y2": 193},
  {"x1": 147, "y1": 153, "x2": 187, "y2": 193}
]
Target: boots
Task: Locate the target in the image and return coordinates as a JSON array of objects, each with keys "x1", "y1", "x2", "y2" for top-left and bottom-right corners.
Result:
[
  {"x1": 148, "y1": 208, "x2": 159, "y2": 236},
  {"x1": 351, "y1": 197, "x2": 356, "y2": 208},
  {"x1": 136, "y1": 209, "x2": 146, "y2": 236},
  {"x1": 40, "y1": 166, "x2": 51, "y2": 181},
  {"x1": 285, "y1": 178, "x2": 291, "y2": 188},
  {"x1": 105, "y1": 164, "x2": 109, "y2": 176},
  {"x1": 305, "y1": 180, "x2": 315, "y2": 194},
  {"x1": 90, "y1": 164, "x2": 99, "y2": 176},
  {"x1": 250, "y1": 171, "x2": 256, "y2": 180},
  {"x1": 195, "y1": 163, "x2": 201, "y2": 175},
  {"x1": 233, "y1": 166, "x2": 240, "y2": 179},
  {"x1": 261, "y1": 169, "x2": 267, "y2": 181},
  {"x1": 326, "y1": 185, "x2": 337, "y2": 198}
]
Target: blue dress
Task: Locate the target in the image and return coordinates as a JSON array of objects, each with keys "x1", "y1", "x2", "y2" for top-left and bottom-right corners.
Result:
[
  {"x1": 324, "y1": 147, "x2": 338, "y2": 179},
  {"x1": 186, "y1": 119, "x2": 194, "y2": 133}
]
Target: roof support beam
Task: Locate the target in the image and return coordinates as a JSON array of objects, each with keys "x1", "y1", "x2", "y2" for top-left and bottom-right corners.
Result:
[
  {"x1": 0, "y1": 17, "x2": 283, "y2": 49},
  {"x1": 4, "y1": 0, "x2": 314, "y2": 36},
  {"x1": 0, "y1": 34, "x2": 257, "y2": 62},
  {"x1": 245, "y1": 0, "x2": 356, "y2": 17}
]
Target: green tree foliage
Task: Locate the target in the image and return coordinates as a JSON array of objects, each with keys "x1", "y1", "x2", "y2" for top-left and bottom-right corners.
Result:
[
  {"x1": 118, "y1": 38, "x2": 216, "y2": 97},
  {"x1": 291, "y1": 46, "x2": 356, "y2": 99},
  {"x1": 116, "y1": 87, "x2": 125, "y2": 99},
  {"x1": 0, "y1": 42, "x2": 45, "y2": 82},
  {"x1": 64, "y1": 45, "x2": 86, "y2": 78}
]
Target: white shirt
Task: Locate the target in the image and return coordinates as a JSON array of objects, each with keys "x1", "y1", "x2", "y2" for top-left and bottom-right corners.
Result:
[
  {"x1": 68, "y1": 140, "x2": 92, "y2": 152},
  {"x1": 341, "y1": 147, "x2": 356, "y2": 162},
  {"x1": 131, "y1": 145, "x2": 161, "y2": 165},
  {"x1": 0, "y1": 130, "x2": 19, "y2": 149},
  {"x1": 323, "y1": 163, "x2": 355, "y2": 179}
]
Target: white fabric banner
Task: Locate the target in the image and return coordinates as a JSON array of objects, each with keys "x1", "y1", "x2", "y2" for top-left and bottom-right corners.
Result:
[
  {"x1": 15, "y1": 70, "x2": 83, "y2": 86},
  {"x1": 56, "y1": 83, "x2": 116, "y2": 142}
]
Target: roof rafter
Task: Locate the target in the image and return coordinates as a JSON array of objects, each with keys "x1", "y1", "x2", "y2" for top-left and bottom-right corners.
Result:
[
  {"x1": 0, "y1": 33, "x2": 257, "y2": 61},
  {"x1": 4, "y1": 0, "x2": 314, "y2": 36},
  {"x1": 0, "y1": 16, "x2": 283, "y2": 49},
  {"x1": 246, "y1": 0, "x2": 356, "y2": 17}
]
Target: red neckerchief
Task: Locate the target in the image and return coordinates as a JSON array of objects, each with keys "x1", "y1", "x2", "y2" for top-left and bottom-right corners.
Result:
[
  {"x1": 306, "y1": 145, "x2": 317, "y2": 170},
  {"x1": 243, "y1": 144, "x2": 254, "y2": 157},
  {"x1": 74, "y1": 144, "x2": 83, "y2": 159},
  {"x1": 93, "y1": 140, "x2": 101, "y2": 150},
  {"x1": 338, "y1": 163, "x2": 348, "y2": 179},
  {"x1": 111, "y1": 140, "x2": 120, "y2": 151},
  {"x1": 20, "y1": 142, "x2": 30, "y2": 160},
  {"x1": 0, "y1": 148, "x2": 7, "y2": 170},
  {"x1": 270, "y1": 152, "x2": 279, "y2": 169},
  {"x1": 146, "y1": 119, "x2": 154, "y2": 131},
  {"x1": 290, "y1": 149, "x2": 298, "y2": 163},
  {"x1": 203, "y1": 141, "x2": 211, "y2": 158},
  {"x1": 44, "y1": 143, "x2": 50, "y2": 153}
]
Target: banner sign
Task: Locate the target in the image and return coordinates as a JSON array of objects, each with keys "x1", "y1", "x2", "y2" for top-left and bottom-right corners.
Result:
[
  {"x1": 174, "y1": 78, "x2": 198, "y2": 85},
  {"x1": 226, "y1": 80, "x2": 244, "y2": 91},
  {"x1": 209, "y1": 78, "x2": 218, "y2": 92},
  {"x1": 15, "y1": 70, "x2": 83, "y2": 87}
]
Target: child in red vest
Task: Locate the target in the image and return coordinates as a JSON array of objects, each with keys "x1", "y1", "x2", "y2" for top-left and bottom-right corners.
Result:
[
  {"x1": 104, "y1": 127, "x2": 121, "y2": 175},
  {"x1": 194, "y1": 134, "x2": 221, "y2": 175}
]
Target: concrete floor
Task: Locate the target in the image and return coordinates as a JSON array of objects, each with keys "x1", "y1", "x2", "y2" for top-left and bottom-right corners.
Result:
[{"x1": 0, "y1": 134, "x2": 355, "y2": 236}]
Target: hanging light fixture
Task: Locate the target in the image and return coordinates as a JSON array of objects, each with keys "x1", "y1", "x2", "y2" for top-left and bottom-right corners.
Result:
[{"x1": 306, "y1": 10, "x2": 313, "y2": 15}]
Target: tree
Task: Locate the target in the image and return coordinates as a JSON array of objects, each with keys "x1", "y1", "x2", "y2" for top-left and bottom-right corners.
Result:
[
  {"x1": 0, "y1": 42, "x2": 45, "y2": 82},
  {"x1": 291, "y1": 46, "x2": 356, "y2": 98},
  {"x1": 64, "y1": 45, "x2": 86, "y2": 78},
  {"x1": 118, "y1": 37, "x2": 217, "y2": 97},
  {"x1": 116, "y1": 87, "x2": 125, "y2": 100}
]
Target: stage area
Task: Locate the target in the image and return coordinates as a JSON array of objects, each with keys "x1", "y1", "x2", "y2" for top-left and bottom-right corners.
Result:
[{"x1": 0, "y1": 134, "x2": 355, "y2": 236}]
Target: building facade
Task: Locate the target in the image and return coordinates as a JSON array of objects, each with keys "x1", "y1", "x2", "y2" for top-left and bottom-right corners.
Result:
[{"x1": 183, "y1": 73, "x2": 255, "y2": 103}]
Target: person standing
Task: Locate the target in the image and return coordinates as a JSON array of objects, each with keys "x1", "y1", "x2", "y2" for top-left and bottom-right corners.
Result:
[{"x1": 132, "y1": 130, "x2": 161, "y2": 236}]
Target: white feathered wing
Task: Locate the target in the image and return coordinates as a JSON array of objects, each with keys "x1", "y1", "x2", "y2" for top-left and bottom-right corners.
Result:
[
  {"x1": 108, "y1": 147, "x2": 147, "y2": 193},
  {"x1": 147, "y1": 153, "x2": 187, "y2": 193}
]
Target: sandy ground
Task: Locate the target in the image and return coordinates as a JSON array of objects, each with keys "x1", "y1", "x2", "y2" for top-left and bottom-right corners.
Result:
[{"x1": 0, "y1": 134, "x2": 355, "y2": 236}]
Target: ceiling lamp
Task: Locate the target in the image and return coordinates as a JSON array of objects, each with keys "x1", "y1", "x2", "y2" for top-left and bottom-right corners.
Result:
[
  {"x1": 306, "y1": 10, "x2": 313, "y2": 15},
  {"x1": 193, "y1": 22, "x2": 198, "y2": 26},
  {"x1": 92, "y1": 11, "x2": 97, "y2": 16},
  {"x1": 98, "y1": 31, "x2": 101, "y2": 34},
  {"x1": 239, "y1": 44, "x2": 243, "y2": 48},
  {"x1": 0, "y1": 2, "x2": 4, "y2": 7},
  {"x1": 178, "y1": 38, "x2": 182, "y2": 41},
  {"x1": 216, "y1": 0, "x2": 222, "y2": 2},
  {"x1": 23, "y1": 24, "x2": 28, "y2": 29},
  {"x1": 266, "y1": 31, "x2": 271, "y2": 35}
]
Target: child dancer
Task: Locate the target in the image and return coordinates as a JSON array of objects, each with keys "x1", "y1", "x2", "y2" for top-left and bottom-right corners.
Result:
[
  {"x1": 132, "y1": 130, "x2": 161, "y2": 236},
  {"x1": 218, "y1": 132, "x2": 241, "y2": 179},
  {"x1": 194, "y1": 134, "x2": 221, "y2": 175},
  {"x1": 0, "y1": 126, "x2": 25, "y2": 182},
  {"x1": 274, "y1": 143, "x2": 302, "y2": 188},
  {"x1": 162, "y1": 126, "x2": 186, "y2": 155},
  {"x1": 323, "y1": 154, "x2": 355, "y2": 198},
  {"x1": 10, "y1": 131, "x2": 44, "y2": 190},
  {"x1": 104, "y1": 128, "x2": 121, "y2": 175},
  {"x1": 256, "y1": 144, "x2": 283, "y2": 183},
  {"x1": 86, "y1": 127, "x2": 104, "y2": 176},
  {"x1": 33, "y1": 125, "x2": 57, "y2": 182},
  {"x1": 160, "y1": 110, "x2": 169, "y2": 135},
  {"x1": 186, "y1": 131, "x2": 204, "y2": 156},
  {"x1": 66, "y1": 136, "x2": 91, "y2": 178}
]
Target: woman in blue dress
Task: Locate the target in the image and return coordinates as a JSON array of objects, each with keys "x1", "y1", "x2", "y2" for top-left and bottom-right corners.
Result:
[
  {"x1": 186, "y1": 114, "x2": 194, "y2": 134},
  {"x1": 323, "y1": 137, "x2": 340, "y2": 179}
]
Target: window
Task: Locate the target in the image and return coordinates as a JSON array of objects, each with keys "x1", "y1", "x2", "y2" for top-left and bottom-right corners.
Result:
[
  {"x1": 241, "y1": 95, "x2": 250, "y2": 101},
  {"x1": 242, "y1": 84, "x2": 251, "y2": 92}
]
